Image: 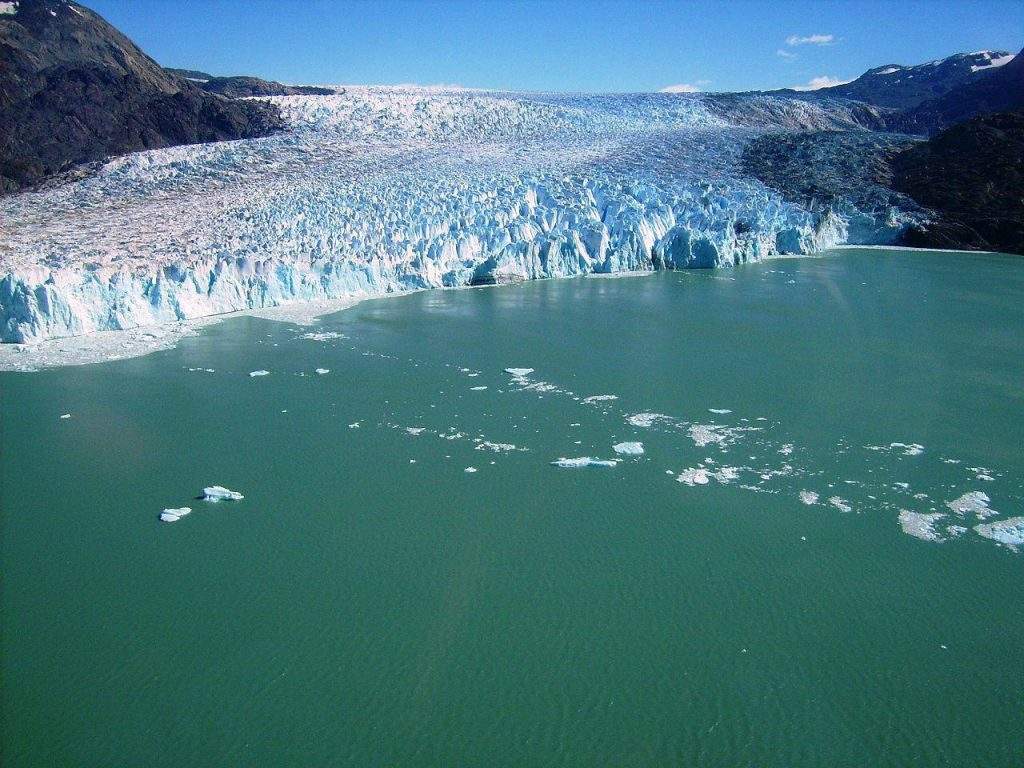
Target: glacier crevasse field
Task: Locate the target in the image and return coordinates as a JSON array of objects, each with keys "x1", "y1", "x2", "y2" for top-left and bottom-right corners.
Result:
[{"x1": 0, "y1": 88, "x2": 919, "y2": 342}]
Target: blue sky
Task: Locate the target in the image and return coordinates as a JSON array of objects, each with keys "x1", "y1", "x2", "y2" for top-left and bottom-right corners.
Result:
[{"x1": 89, "y1": 0, "x2": 1022, "y2": 92}]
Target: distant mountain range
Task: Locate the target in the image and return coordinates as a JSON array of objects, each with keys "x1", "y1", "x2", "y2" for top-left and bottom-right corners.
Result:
[
  {"x1": 813, "y1": 50, "x2": 1016, "y2": 110},
  {"x1": 164, "y1": 69, "x2": 336, "y2": 98}
]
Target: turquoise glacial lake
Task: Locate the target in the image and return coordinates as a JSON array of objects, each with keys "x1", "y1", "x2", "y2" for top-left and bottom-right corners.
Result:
[{"x1": 2, "y1": 248, "x2": 1022, "y2": 766}]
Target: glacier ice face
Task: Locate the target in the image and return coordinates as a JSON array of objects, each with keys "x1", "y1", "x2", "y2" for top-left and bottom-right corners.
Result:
[{"x1": 1, "y1": 87, "x2": 919, "y2": 343}]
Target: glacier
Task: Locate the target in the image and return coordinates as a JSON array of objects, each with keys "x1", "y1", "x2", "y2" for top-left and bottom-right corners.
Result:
[{"x1": 0, "y1": 87, "x2": 918, "y2": 344}]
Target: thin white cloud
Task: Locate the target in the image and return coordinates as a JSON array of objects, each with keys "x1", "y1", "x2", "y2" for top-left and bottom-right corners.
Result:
[
  {"x1": 790, "y1": 75, "x2": 850, "y2": 91},
  {"x1": 660, "y1": 83, "x2": 701, "y2": 93},
  {"x1": 786, "y1": 34, "x2": 834, "y2": 46},
  {"x1": 776, "y1": 48, "x2": 798, "y2": 60}
]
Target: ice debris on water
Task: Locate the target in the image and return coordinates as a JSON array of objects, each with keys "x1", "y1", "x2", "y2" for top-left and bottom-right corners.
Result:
[
  {"x1": 612, "y1": 442, "x2": 644, "y2": 455},
  {"x1": 798, "y1": 490, "x2": 819, "y2": 505},
  {"x1": 464, "y1": 467, "x2": 478, "y2": 473},
  {"x1": 315, "y1": 368, "x2": 330, "y2": 375},
  {"x1": 59, "y1": 413, "x2": 71, "y2": 419},
  {"x1": 583, "y1": 395, "x2": 618, "y2": 404},
  {"x1": 504, "y1": 368, "x2": 534, "y2": 378},
  {"x1": 159, "y1": 507, "x2": 192, "y2": 523},
  {"x1": 626, "y1": 413, "x2": 671, "y2": 428},
  {"x1": 974, "y1": 517, "x2": 1024, "y2": 551},
  {"x1": 946, "y1": 491, "x2": 996, "y2": 519},
  {"x1": 203, "y1": 486, "x2": 244, "y2": 501},
  {"x1": 249, "y1": 370, "x2": 270, "y2": 377},
  {"x1": 551, "y1": 457, "x2": 619, "y2": 468},
  {"x1": 827, "y1": 496, "x2": 852, "y2": 512},
  {"x1": 898, "y1": 510, "x2": 946, "y2": 542}
]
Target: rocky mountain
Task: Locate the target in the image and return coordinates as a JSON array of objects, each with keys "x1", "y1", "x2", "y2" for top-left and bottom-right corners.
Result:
[
  {"x1": 897, "y1": 48, "x2": 1024, "y2": 133},
  {"x1": 165, "y1": 68, "x2": 334, "y2": 97},
  {"x1": 893, "y1": 110, "x2": 1024, "y2": 254},
  {"x1": 0, "y1": 0, "x2": 284, "y2": 193},
  {"x1": 198, "y1": 75, "x2": 334, "y2": 98},
  {"x1": 814, "y1": 50, "x2": 1015, "y2": 110}
]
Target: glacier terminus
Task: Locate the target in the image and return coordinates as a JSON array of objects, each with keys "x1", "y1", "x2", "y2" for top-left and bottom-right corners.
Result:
[{"x1": 0, "y1": 87, "x2": 921, "y2": 343}]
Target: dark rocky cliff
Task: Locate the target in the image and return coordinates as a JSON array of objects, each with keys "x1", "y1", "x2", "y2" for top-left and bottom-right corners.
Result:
[{"x1": 0, "y1": 0, "x2": 284, "y2": 192}]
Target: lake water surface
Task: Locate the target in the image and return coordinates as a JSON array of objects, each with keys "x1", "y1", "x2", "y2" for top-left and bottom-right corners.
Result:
[{"x1": 3, "y1": 248, "x2": 1022, "y2": 766}]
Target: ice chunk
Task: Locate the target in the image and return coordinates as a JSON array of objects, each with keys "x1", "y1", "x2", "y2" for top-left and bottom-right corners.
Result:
[
  {"x1": 315, "y1": 368, "x2": 330, "y2": 374},
  {"x1": 406, "y1": 427, "x2": 426, "y2": 435},
  {"x1": 464, "y1": 467, "x2": 478, "y2": 473},
  {"x1": 898, "y1": 510, "x2": 946, "y2": 542},
  {"x1": 159, "y1": 507, "x2": 193, "y2": 523},
  {"x1": 798, "y1": 490, "x2": 819, "y2": 505},
  {"x1": 551, "y1": 456, "x2": 618, "y2": 468},
  {"x1": 677, "y1": 468, "x2": 710, "y2": 485},
  {"x1": 708, "y1": 408, "x2": 732, "y2": 414},
  {"x1": 974, "y1": 517, "x2": 1024, "y2": 550},
  {"x1": 583, "y1": 395, "x2": 618, "y2": 403},
  {"x1": 612, "y1": 441, "x2": 644, "y2": 455},
  {"x1": 202, "y1": 486, "x2": 244, "y2": 501},
  {"x1": 626, "y1": 412, "x2": 670, "y2": 428},
  {"x1": 475, "y1": 441, "x2": 517, "y2": 452},
  {"x1": 470, "y1": 386, "x2": 488, "y2": 391},
  {"x1": 59, "y1": 413, "x2": 71, "y2": 419},
  {"x1": 827, "y1": 496, "x2": 852, "y2": 512},
  {"x1": 946, "y1": 491, "x2": 996, "y2": 519},
  {"x1": 504, "y1": 368, "x2": 534, "y2": 377},
  {"x1": 249, "y1": 370, "x2": 270, "y2": 377}
]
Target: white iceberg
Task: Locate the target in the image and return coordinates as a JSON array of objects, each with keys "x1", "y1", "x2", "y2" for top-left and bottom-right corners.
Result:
[
  {"x1": 974, "y1": 517, "x2": 1024, "y2": 550},
  {"x1": 612, "y1": 441, "x2": 644, "y2": 455},
  {"x1": 551, "y1": 456, "x2": 619, "y2": 468},
  {"x1": 159, "y1": 507, "x2": 193, "y2": 523},
  {"x1": 202, "y1": 485, "x2": 244, "y2": 502},
  {"x1": 249, "y1": 370, "x2": 270, "y2": 377}
]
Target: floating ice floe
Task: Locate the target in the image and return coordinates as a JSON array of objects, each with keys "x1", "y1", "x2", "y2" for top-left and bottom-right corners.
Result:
[
  {"x1": 946, "y1": 491, "x2": 996, "y2": 519},
  {"x1": 898, "y1": 510, "x2": 946, "y2": 542},
  {"x1": 677, "y1": 468, "x2": 710, "y2": 485},
  {"x1": 798, "y1": 490, "x2": 819, "y2": 505},
  {"x1": 676, "y1": 466, "x2": 739, "y2": 486},
  {"x1": 203, "y1": 486, "x2": 244, "y2": 501},
  {"x1": 348, "y1": 422, "x2": 360, "y2": 428},
  {"x1": 551, "y1": 457, "x2": 619, "y2": 468},
  {"x1": 470, "y1": 386, "x2": 488, "y2": 391},
  {"x1": 827, "y1": 496, "x2": 852, "y2": 512},
  {"x1": 612, "y1": 441, "x2": 644, "y2": 455},
  {"x1": 866, "y1": 442, "x2": 924, "y2": 456},
  {"x1": 300, "y1": 331, "x2": 346, "y2": 341},
  {"x1": 708, "y1": 408, "x2": 732, "y2": 414},
  {"x1": 59, "y1": 413, "x2": 71, "y2": 419},
  {"x1": 159, "y1": 507, "x2": 193, "y2": 523},
  {"x1": 464, "y1": 467, "x2": 478, "y2": 473},
  {"x1": 315, "y1": 368, "x2": 330, "y2": 374},
  {"x1": 504, "y1": 368, "x2": 534, "y2": 377},
  {"x1": 583, "y1": 395, "x2": 618, "y2": 404},
  {"x1": 405, "y1": 427, "x2": 426, "y2": 435},
  {"x1": 974, "y1": 517, "x2": 1024, "y2": 551},
  {"x1": 626, "y1": 412, "x2": 671, "y2": 428},
  {"x1": 475, "y1": 441, "x2": 517, "y2": 452},
  {"x1": 249, "y1": 370, "x2": 270, "y2": 377}
]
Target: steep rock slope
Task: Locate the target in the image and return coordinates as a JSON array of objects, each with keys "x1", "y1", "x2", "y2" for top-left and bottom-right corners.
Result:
[
  {"x1": 0, "y1": 0, "x2": 283, "y2": 192},
  {"x1": 893, "y1": 110, "x2": 1024, "y2": 254}
]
